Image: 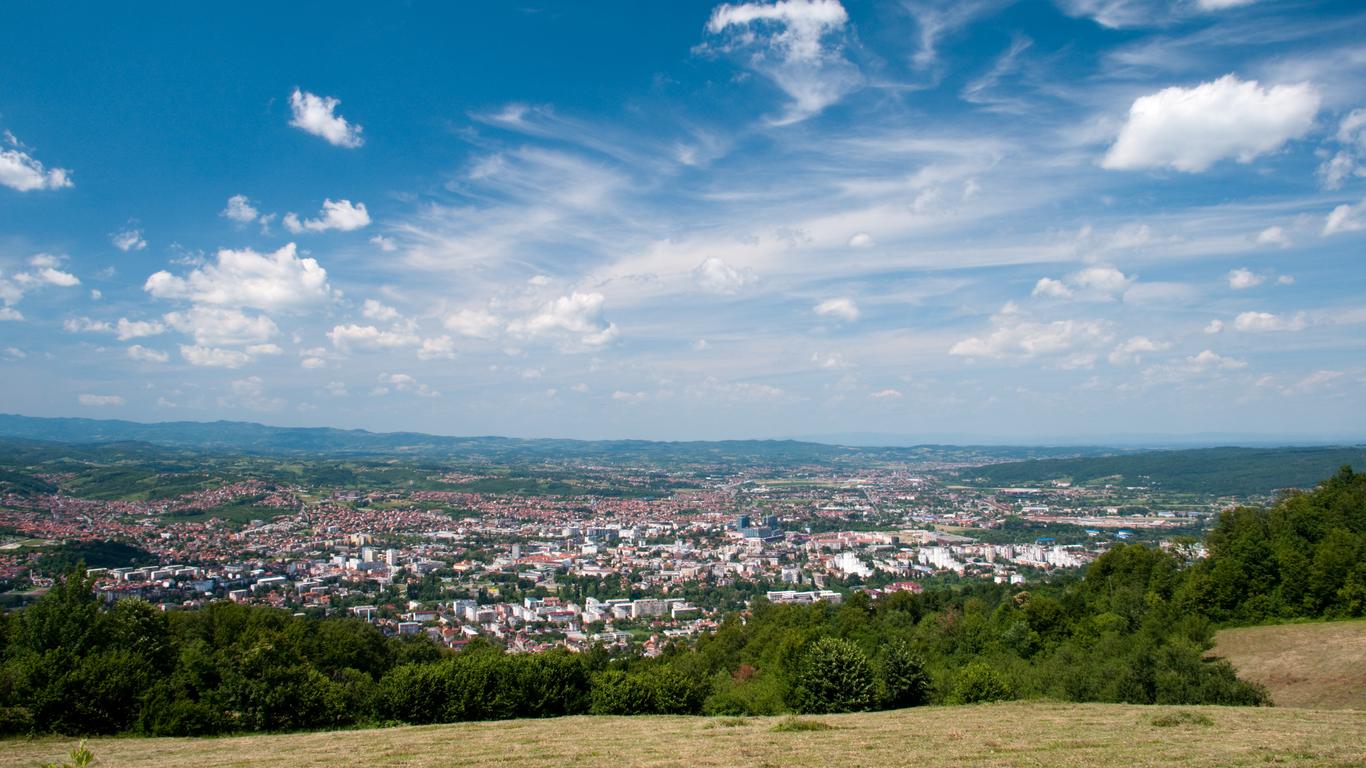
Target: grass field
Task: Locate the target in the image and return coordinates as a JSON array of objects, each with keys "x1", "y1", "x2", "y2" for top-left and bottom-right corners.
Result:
[
  {"x1": 4, "y1": 702, "x2": 1364, "y2": 768},
  {"x1": 1211, "y1": 619, "x2": 1366, "y2": 710}
]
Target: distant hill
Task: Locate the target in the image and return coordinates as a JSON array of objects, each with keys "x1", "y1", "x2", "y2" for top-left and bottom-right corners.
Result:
[
  {"x1": 963, "y1": 446, "x2": 1366, "y2": 495},
  {"x1": 0, "y1": 414, "x2": 1098, "y2": 467}
]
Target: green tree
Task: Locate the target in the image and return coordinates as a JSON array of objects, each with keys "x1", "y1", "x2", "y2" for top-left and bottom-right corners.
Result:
[{"x1": 793, "y1": 637, "x2": 876, "y2": 714}]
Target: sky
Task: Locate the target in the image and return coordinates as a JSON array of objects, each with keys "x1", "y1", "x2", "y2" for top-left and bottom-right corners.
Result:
[{"x1": 2, "y1": 0, "x2": 1365, "y2": 443}]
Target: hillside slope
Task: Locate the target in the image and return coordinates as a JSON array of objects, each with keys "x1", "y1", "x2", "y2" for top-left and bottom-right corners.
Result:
[
  {"x1": 1212, "y1": 620, "x2": 1366, "y2": 710},
  {"x1": 4, "y1": 703, "x2": 1363, "y2": 768}
]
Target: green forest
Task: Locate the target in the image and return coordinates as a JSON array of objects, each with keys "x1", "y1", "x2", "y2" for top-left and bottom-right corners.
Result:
[{"x1": 0, "y1": 467, "x2": 1362, "y2": 737}]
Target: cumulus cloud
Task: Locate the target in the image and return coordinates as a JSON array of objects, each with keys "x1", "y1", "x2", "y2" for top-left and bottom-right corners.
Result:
[
  {"x1": 0, "y1": 133, "x2": 72, "y2": 191},
  {"x1": 692, "y1": 257, "x2": 756, "y2": 294},
  {"x1": 848, "y1": 232, "x2": 874, "y2": 247},
  {"x1": 1103, "y1": 75, "x2": 1320, "y2": 172},
  {"x1": 164, "y1": 306, "x2": 278, "y2": 346},
  {"x1": 110, "y1": 227, "x2": 147, "y2": 252},
  {"x1": 77, "y1": 394, "x2": 123, "y2": 407},
  {"x1": 370, "y1": 235, "x2": 397, "y2": 252},
  {"x1": 361, "y1": 298, "x2": 399, "y2": 322},
  {"x1": 444, "y1": 308, "x2": 503, "y2": 339},
  {"x1": 1187, "y1": 349, "x2": 1246, "y2": 370},
  {"x1": 1318, "y1": 109, "x2": 1366, "y2": 190},
  {"x1": 126, "y1": 345, "x2": 169, "y2": 363},
  {"x1": 702, "y1": 0, "x2": 861, "y2": 124},
  {"x1": 1323, "y1": 198, "x2": 1366, "y2": 236},
  {"x1": 1227, "y1": 268, "x2": 1264, "y2": 290},
  {"x1": 116, "y1": 318, "x2": 166, "y2": 340},
  {"x1": 221, "y1": 194, "x2": 263, "y2": 225},
  {"x1": 1256, "y1": 226, "x2": 1290, "y2": 247},
  {"x1": 145, "y1": 243, "x2": 330, "y2": 311},
  {"x1": 376, "y1": 372, "x2": 438, "y2": 397},
  {"x1": 1232, "y1": 310, "x2": 1307, "y2": 332},
  {"x1": 418, "y1": 335, "x2": 456, "y2": 360},
  {"x1": 813, "y1": 296, "x2": 860, "y2": 322},
  {"x1": 0, "y1": 307, "x2": 22, "y2": 321},
  {"x1": 950, "y1": 304, "x2": 1112, "y2": 360},
  {"x1": 288, "y1": 88, "x2": 364, "y2": 148},
  {"x1": 1032, "y1": 266, "x2": 1131, "y2": 301},
  {"x1": 508, "y1": 292, "x2": 619, "y2": 348},
  {"x1": 327, "y1": 323, "x2": 420, "y2": 351},
  {"x1": 180, "y1": 345, "x2": 252, "y2": 368},
  {"x1": 1107, "y1": 335, "x2": 1169, "y2": 365},
  {"x1": 283, "y1": 199, "x2": 371, "y2": 234},
  {"x1": 868, "y1": 388, "x2": 902, "y2": 399}
]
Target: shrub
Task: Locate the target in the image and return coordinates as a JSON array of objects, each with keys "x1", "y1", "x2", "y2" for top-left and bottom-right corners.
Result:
[
  {"x1": 793, "y1": 637, "x2": 876, "y2": 714},
  {"x1": 879, "y1": 640, "x2": 930, "y2": 709},
  {"x1": 772, "y1": 716, "x2": 836, "y2": 732},
  {"x1": 1150, "y1": 710, "x2": 1214, "y2": 727},
  {"x1": 949, "y1": 661, "x2": 1012, "y2": 704}
]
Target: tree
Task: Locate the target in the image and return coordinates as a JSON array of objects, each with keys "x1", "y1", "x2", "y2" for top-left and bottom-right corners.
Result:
[
  {"x1": 949, "y1": 661, "x2": 1011, "y2": 704},
  {"x1": 879, "y1": 640, "x2": 930, "y2": 709},
  {"x1": 793, "y1": 637, "x2": 875, "y2": 714}
]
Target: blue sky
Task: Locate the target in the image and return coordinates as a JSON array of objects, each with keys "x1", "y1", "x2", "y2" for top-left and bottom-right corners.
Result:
[{"x1": 2, "y1": 0, "x2": 1365, "y2": 442}]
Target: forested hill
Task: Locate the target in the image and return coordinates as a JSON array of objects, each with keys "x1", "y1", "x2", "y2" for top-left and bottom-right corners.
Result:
[
  {"x1": 963, "y1": 446, "x2": 1366, "y2": 495},
  {"x1": 0, "y1": 414, "x2": 1096, "y2": 466}
]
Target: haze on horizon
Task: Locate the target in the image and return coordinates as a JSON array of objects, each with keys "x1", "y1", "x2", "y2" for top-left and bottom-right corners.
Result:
[{"x1": 2, "y1": 0, "x2": 1364, "y2": 442}]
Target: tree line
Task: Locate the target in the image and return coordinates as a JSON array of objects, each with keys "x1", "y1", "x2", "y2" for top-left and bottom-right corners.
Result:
[{"x1": 0, "y1": 466, "x2": 1361, "y2": 736}]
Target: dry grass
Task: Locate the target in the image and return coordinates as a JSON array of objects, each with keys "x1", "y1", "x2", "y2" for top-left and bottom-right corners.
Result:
[
  {"x1": 3, "y1": 702, "x2": 1364, "y2": 768},
  {"x1": 1211, "y1": 619, "x2": 1366, "y2": 710}
]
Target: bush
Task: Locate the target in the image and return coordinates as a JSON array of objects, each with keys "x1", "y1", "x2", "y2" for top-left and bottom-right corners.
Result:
[
  {"x1": 879, "y1": 640, "x2": 930, "y2": 709},
  {"x1": 793, "y1": 637, "x2": 876, "y2": 714},
  {"x1": 772, "y1": 716, "x2": 836, "y2": 732},
  {"x1": 949, "y1": 661, "x2": 1012, "y2": 704}
]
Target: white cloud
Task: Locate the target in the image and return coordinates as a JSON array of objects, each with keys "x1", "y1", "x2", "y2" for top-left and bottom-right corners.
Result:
[
  {"x1": 868, "y1": 388, "x2": 902, "y2": 399},
  {"x1": 64, "y1": 316, "x2": 112, "y2": 334},
  {"x1": 508, "y1": 292, "x2": 619, "y2": 348},
  {"x1": 950, "y1": 304, "x2": 1112, "y2": 360},
  {"x1": 126, "y1": 345, "x2": 169, "y2": 363},
  {"x1": 145, "y1": 243, "x2": 331, "y2": 310},
  {"x1": 0, "y1": 134, "x2": 72, "y2": 191},
  {"x1": 246, "y1": 343, "x2": 283, "y2": 356},
  {"x1": 848, "y1": 232, "x2": 874, "y2": 247},
  {"x1": 1187, "y1": 349, "x2": 1246, "y2": 370},
  {"x1": 703, "y1": 0, "x2": 860, "y2": 124},
  {"x1": 612, "y1": 390, "x2": 648, "y2": 403},
  {"x1": 288, "y1": 88, "x2": 364, "y2": 148},
  {"x1": 1033, "y1": 266, "x2": 1131, "y2": 301},
  {"x1": 164, "y1": 306, "x2": 278, "y2": 346},
  {"x1": 325, "y1": 381, "x2": 348, "y2": 396},
  {"x1": 77, "y1": 394, "x2": 123, "y2": 407},
  {"x1": 1233, "y1": 310, "x2": 1307, "y2": 332},
  {"x1": 1107, "y1": 335, "x2": 1169, "y2": 365},
  {"x1": 1204, "y1": 319, "x2": 1224, "y2": 334},
  {"x1": 284, "y1": 199, "x2": 371, "y2": 234},
  {"x1": 221, "y1": 194, "x2": 262, "y2": 224},
  {"x1": 418, "y1": 335, "x2": 456, "y2": 360},
  {"x1": 1031, "y1": 277, "x2": 1072, "y2": 299},
  {"x1": 1323, "y1": 198, "x2": 1366, "y2": 235},
  {"x1": 444, "y1": 308, "x2": 503, "y2": 339},
  {"x1": 180, "y1": 345, "x2": 252, "y2": 368},
  {"x1": 813, "y1": 296, "x2": 860, "y2": 322},
  {"x1": 1318, "y1": 109, "x2": 1366, "y2": 190},
  {"x1": 0, "y1": 307, "x2": 22, "y2": 321},
  {"x1": 692, "y1": 257, "x2": 756, "y2": 295},
  {"x1": 361, "y1": 298, "x2": 399, "y2": 322},
  {"x1": 1227, "y1": 268, "x2": 1264, "y2": 290},
  {"x1": 1196, "y1": 0, "x2": 1258, "y2": 8},
  {"x1": 370, "y1": 235, "x2": 397, "y2": 252},
  {"x1": 116, "y1": 318, "x2": 166, "y2": 341},
  {"x1": 328, "y1": 323, "x2": 421, "y2": 351},
  {"x1": 1103, "y1": 75, "x2": 1320, "y2": 172},
  {"x1": 811, "y1": 351, "x2": 853, "y2": 369},
  {"x1": 111, "y1": 228, "x2": 147, "y2": 252},
  {"x1": 1256, "y1": 226, "x2": 1291, "y2": 247},
  {"x1": 377, "y1": 372, "x2": 438, "y2": 397}
]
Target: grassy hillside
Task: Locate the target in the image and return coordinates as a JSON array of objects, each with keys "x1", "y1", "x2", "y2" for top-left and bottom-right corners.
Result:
[
  {"x1": 4, "y1": 703, "x2": 1363, "y2": 768},
  {"x1": 1212, "y1": 620, "x2": 1366, "y2": 710}
]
